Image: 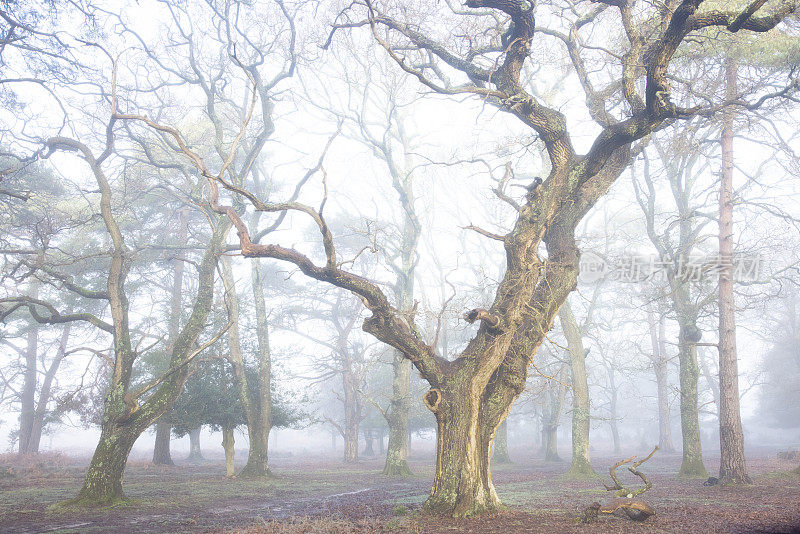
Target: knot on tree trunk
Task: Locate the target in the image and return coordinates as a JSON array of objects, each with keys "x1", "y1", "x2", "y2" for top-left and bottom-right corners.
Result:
[
  {"x1": 680, "y1": 324, "x2": 702, "y2": 343},
  {"x1": 423, "y1": 388, "x2": 442, "y2": 413},
  {"x1": 464, "y1": 308, "x2": 502, "y2": 334}
]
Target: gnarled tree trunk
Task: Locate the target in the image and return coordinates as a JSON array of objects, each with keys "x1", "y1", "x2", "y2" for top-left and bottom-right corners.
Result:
[
  {"x1": 204, "y1": 0, "x2": 785, "y2": 517},
  {"x1": 423, "y1": 386, "x2": 502, "y2": 517},
  {"x1": 74, "y1": 414, "x2": 140, "y2": 504}
]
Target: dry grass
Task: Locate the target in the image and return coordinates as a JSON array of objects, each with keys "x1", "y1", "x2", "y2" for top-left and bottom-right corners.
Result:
[{"x1": 0, "y1": 451, "x2": 76, "y2": 478}]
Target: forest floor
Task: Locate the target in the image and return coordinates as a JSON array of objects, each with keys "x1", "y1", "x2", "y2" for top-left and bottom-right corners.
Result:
[{"x1": 0, "y1": 449, "x2": 799, "y2": 533}]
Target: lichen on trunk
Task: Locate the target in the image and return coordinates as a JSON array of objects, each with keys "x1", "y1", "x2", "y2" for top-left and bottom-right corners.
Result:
[
  {"x1": 560, "y1": 300, "x2": 597, "y2": 479},
  {"x1": 677, "y1": 327, "x2": 708, "y2": 479},
  {"x1": 423, "y1": 386, "x2": 503, "y2": 517},
  {"x1": 383, "y1": 353, "x2": 413, "y2": 476}
]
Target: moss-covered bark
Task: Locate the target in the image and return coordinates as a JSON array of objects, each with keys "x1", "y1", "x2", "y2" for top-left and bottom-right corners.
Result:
[
  {"x1": 241, "y1": 259, "x2": 274, "y2": 478},
  {"x1": 383, "y1": 354, "x2": 412, "y2": 475},
  {"x1": 40, "y1": 137, "x2": 230, "y2": 505},
  {"x1": 560, "y1": 301, "x2": 597, "y2": 479},
  {"x1": 221, "y1": 257, "x2": 273, "y2": 478},
  {"x1": 423, "y1": 387, "x2": 502, "y2": 517},
  {"x1": 240, "y1": 428, "x2": 270, "y2": 476},
  {"x1": 677, "y1": 326, "x2": 708, "y2": 478},
  {"x1": 69, "y1": 384, "x2": 142, "y2": 506},
  {"x1": 70, "y1": 425, "x2": 138, "y2": 506}
]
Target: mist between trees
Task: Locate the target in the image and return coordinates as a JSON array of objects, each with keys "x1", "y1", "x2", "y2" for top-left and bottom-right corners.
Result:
[{"x1": 0, "y1": 0, "x2": 799, "y2": 527}]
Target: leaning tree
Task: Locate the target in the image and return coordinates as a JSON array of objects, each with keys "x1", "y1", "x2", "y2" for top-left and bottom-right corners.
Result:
[{"x1": 116, "y1": 0, "x2": 797, "y2": 517}]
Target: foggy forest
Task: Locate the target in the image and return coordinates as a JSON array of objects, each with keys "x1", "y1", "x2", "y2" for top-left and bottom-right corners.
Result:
[{"x1": 1, "y1": 0, "x2": 800, "y2": 532}]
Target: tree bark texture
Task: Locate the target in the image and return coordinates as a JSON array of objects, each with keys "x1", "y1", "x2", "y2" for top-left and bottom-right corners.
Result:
[
  {"x1": 560, "y1": 301, "x2": 596, "y2": 478},
  {"x1": 222, "y1": 427, "x2": 236, "y2": 477},
  {"x1": 717, "y1": 58, "x2": 750, "y2": 485},
  {"x1": 648, "y1": 310, "x2": 676, "y2": 453},
  {"x1": 677, "y1": 325, "x2": 708, "y2": 478}
]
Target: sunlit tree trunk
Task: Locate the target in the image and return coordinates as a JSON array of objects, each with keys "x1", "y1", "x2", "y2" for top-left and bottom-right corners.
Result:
[
  {"x1": 424, "y1": 386, "x2": 502, "y2": 517},
  {"x1": 203, "y1": 0, "x2": 784, "y2": 514},
  {"x1": 717, "y1": 57, "x2": 750, "y2": 485},
  {"x1": 560, "y1": 301, "x2": 596, "y2": 478}
]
